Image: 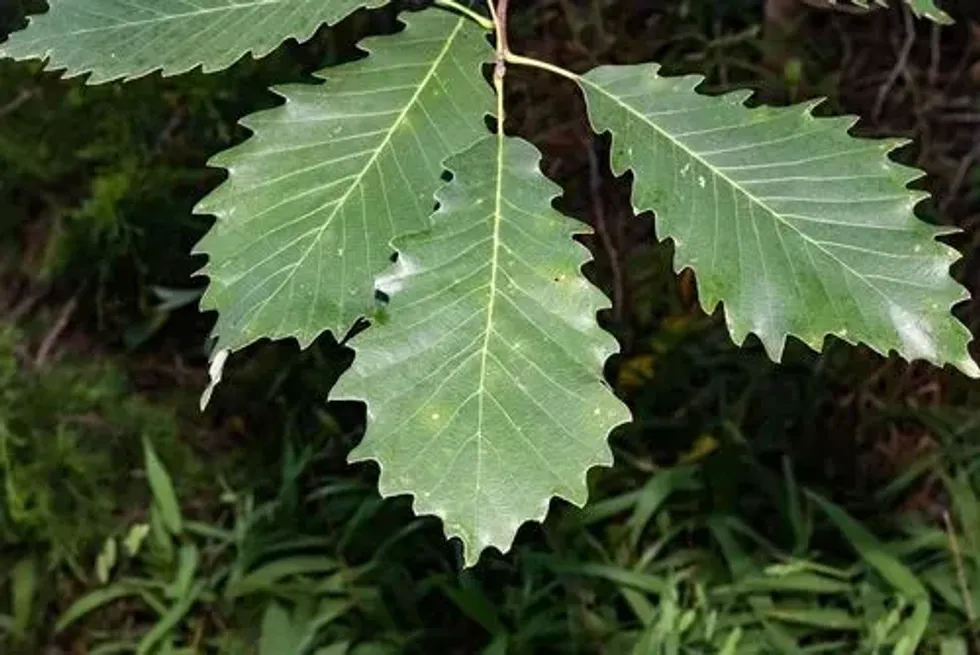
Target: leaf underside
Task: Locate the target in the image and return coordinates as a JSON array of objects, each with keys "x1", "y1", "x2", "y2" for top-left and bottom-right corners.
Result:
[
  {"x1": 194, "y1": 11, "x2": 494, "y2": 350},
  {"x1": 0, "y1": 0, "x2": 383, "y2": 83},
  {"x1": 580, "y1": 64, "x2": 976, "y2": 376},
  {"x1": 900, "y1": 0, "x2": 953, "y2": 23},
  {"x1": 840, "y1": 0, "x2": 953, "y2": 24},
  {"x1": 333, "y1": 136, "x2": 630, "y2": 565}
]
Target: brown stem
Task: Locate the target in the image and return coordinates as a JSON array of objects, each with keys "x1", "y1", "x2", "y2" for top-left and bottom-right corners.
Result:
[
  {"x1": 489, "y1": 0, "x2": 509, "y2": 132},
  {"x1": 35, "y1": 293, "x2": 78, "y2": 369},
  {"x1": 586, "y1": 143, "x2": 624, "y2": 324},
  {"x1": 494, "y1": 0, "x2": 509, "y2": 54}
]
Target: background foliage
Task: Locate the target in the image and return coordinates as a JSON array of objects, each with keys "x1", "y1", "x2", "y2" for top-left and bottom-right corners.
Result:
[{"x1": 3, "y1": 0, "x2": 980, "y2": 652}]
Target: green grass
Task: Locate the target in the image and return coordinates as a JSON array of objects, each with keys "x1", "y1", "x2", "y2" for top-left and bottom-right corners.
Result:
[
  {"x1": 0, "y1": 325, "x2": 188, "y2": 562},
  {"x1": 9, "y1": 397, "x2": 980, "y2": 652}
]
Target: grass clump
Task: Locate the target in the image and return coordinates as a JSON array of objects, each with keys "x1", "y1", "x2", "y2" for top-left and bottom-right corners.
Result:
[{"x1": 0, "y1": 325, "x2": 192, "y2": 566}]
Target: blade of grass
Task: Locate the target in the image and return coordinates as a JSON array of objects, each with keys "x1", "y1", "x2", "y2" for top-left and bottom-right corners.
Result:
[
  {"x1": 136, "y1": 580, "x2": 204, "y2": 655},
  {"x1": 10, "y1": 556, "x2": 36, "y2": 638},
  {"x1": 628, "y1": 466, "x2": 699, "y2": 548},
  {"x1": 143, "y1": 437, "x2": 182, "y2": 536},
  {"x1": 808, "y1": 492, "x2": 927, "y2": 598},
  {"x1": 225, "y1": 556, "x2": 342, "y2": 599},
  {"x1": 259, "y1": 603, "x2": 298, "y2": 655},
  {"x1": 808, "y1": 491, "x2": 930, "y2": 649},
  {"x1": 57, "y1": 585, "x2": 144, "y2": 632},
  {"x1": 763, "y1": 607, "x2": 861, "y2": 630}
]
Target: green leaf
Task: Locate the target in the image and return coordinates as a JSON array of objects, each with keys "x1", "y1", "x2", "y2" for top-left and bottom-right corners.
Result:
[
  {"x1": 719, "y1": 628, "x2": 744, "y2": 655},
  {"x1": 763, "y1": 607, "x2": 861, "y2": 630},
  {"x1": 195, "y1": 11, "x2": 493, "y2": 350},
  {"x1": 579, "y1": 64, "x2": 977, "y2": 376},
  {"x1": 136, "y1": 581, "x2": 204, "y2": 655},
  {"x1": 316, "y1": 645, "x2": 351, "y2": 655},
  {"x1": 333, "y1": 136, "x2": 629, "y2": 565},
  {"x1": 123, "y1": 523, "x2": 151, "y2": 557},
  {"x1": 839, "y1": 0, "x2": 954, "y2": 25},
  {"x1": 166, "y1": 545, "x2": 200, "y2": 601},
  {"x1": 143, "y1": 437, "x2": 183, "y2": 536},
  {"x1": 899, "y1": 0, "x2": 953, "y2": 23},
  {"x1": 56, "y1": 585, "x2": 143, "y2": 632},
  {"x1": 0, "y1": 0, "x2": 383, "y2": 83},
  {"x1": 95, "y1": 537, "x2": 118, "y2": 585},
  {"x1": 259, "y1": 602, "x2": 299, "y2": 655},
  {"x1": 940, "y1": 638, "x2": 970, "y2": 655},
  {"x1": 10, "y1": 556, "x2": 36, "y2": 638}
]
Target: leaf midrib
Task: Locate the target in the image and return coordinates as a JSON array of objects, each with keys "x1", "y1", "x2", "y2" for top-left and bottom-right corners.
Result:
[
  {"x1": 472, "y1": 129, "x2": 506, "y2": 528},
  {"x1": 581, "y1": 75, "x2": 905, "y2": 312}
]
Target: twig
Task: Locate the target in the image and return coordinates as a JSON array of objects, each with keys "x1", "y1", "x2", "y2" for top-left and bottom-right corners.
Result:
[
  {"x1": 35, "y1": 294, "x2": 78, "y2": 368},
  {"x1": 941, "y1": 113, "x2": 980, "y2": 124},
  {"x1": 943, "y1": 510, "x2": 980, "y2": 651},
  {"x1": 7, "y1": 284, "x2": 47, "y2": 324},
  {"x1": 941, "y1": 128, "x2": 980, "y2": 216},
  {"x1": 493, "y1": 0, "x2": 509, "y2": 55},
  {"x1": 0, "y1": 89, "x2": 37, "y2": 121},
  {"x1": 586, "y1": 142, "x2": 624, "y2": 323},
  {"x1": 873, "y1": 5, "x2": 915, "y2": 122},
  {"x1": 488, "y1": 0, "x2": 509, "y2": 128},
  {"x1": 151, "y1": 106, "x2": 187, "y2": 157},
  {"x1": 928, "y1": 23, "x2": 941, "y2": 87}
]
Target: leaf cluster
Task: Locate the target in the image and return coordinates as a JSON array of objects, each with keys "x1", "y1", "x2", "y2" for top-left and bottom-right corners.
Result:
[{"x1": 1, "y1": 0, "x2": 975, "y2": 567}]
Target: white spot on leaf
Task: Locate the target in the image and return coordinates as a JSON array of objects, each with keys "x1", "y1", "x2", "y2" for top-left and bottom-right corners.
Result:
[
  {"x1": 376, "y1": 254, "x2": 421, "y2": 296},
  {"x1": 889, "y1": 303, "x2": 936, "y2": 362}
]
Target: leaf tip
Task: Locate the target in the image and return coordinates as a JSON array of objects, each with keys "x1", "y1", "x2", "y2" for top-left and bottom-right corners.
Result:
[
  {"x1": 199, "y1": 348, "x2": 230, "y2": 411},
  {"x1": 954, "y1": 353, "x2": 980, "y2": 379}
]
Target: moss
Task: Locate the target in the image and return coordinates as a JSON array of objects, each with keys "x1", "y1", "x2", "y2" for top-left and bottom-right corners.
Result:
[{"x1": 0, "y1": 324, "x2": 194, "y2": 566}]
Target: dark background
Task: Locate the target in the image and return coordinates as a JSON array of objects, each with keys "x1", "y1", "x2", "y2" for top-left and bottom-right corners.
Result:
[{"x1": 2, "y1": 0, "x2": 980, "y2": 652}]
